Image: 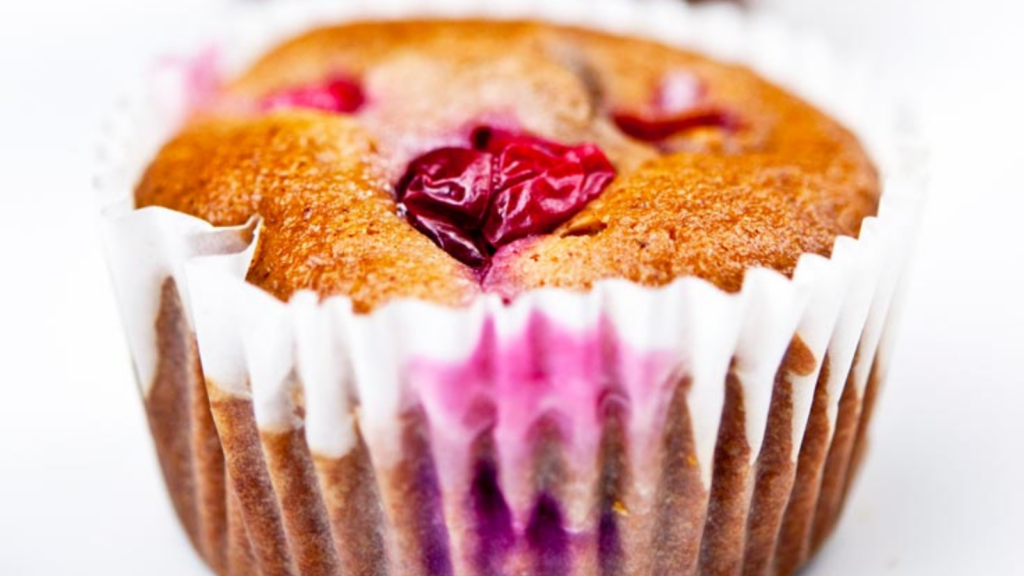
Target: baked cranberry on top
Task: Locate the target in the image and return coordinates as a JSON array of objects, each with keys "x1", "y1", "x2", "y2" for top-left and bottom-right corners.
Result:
[{"x1": 397, "y1": 127, "x2": 616, "y2": 268}]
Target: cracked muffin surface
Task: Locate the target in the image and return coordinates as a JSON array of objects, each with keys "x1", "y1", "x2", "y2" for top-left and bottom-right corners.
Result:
[{"x1": 136, "y1": 20, "x2": 880, "y2": 311}]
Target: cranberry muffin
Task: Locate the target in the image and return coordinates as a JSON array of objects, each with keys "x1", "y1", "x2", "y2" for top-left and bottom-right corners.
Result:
[{"x1": 119, "y1": 18, "x2": 896, "y2": 576}]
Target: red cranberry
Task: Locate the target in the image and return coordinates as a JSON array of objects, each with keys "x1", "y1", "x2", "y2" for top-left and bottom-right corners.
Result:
[
  {"x1": 612, "y1": 107, "x2": 739, "y2": 142},
  {"x1": 476, "y1": 128, "x2": 615, "y2": 247},
  {"x1": 396, "y1": 127, "x2": 616, "y2": 267},
  {"x1": 405, "y1": 211, "x2": 491, "y2": 268},
  {"x1": 613, "y1": 71, "x2": 738, "y2": 143},
  {"x1": 399, "y1": 148, "x2": 493, "y2": 226},
  {"x1": 260, "y1": 76, "x2": 365, "y2": 114},
  {"x1": 397, "y1": 148, "x2": 493, "y2": 267}
]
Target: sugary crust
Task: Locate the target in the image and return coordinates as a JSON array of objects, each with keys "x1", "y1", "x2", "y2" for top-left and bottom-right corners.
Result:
[{"x1": 135, "y1": 20, "x2": 879, "y2": 310}]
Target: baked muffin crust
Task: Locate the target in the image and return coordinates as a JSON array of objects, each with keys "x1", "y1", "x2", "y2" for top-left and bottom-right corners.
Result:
[{"x1": 136, "y1": 20, "x2": 879, "y2": 310}]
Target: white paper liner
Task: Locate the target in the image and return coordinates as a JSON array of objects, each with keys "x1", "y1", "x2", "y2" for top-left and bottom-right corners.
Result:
[{"x1": 96, "y1": 0, "x2": 927, "y2": 573}]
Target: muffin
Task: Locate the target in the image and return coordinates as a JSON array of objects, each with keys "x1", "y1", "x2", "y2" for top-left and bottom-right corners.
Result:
[{"x1": 99, "y1": 4, "x2": 920, "y2": 576}]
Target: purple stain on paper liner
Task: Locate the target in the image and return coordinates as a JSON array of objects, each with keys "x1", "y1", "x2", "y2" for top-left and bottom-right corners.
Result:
[
  {"x1": 471, "y1": 460, "x2": 620, "y2": 576},
  {"x1": 470, "y1": 459, "x2": 515, "y2": 576},
  {"x1": 598, "y1": 508, "x2": 623, "y2": 576},
  {"x1": 409, "y1": 423, "x2": 454, "y2": 576},
  {"x1": 409, "y1": 312, "x2": 677, "y2": 573},
  {"x1": 526, "y1": 493, "x2": 571, "y2": 576}
]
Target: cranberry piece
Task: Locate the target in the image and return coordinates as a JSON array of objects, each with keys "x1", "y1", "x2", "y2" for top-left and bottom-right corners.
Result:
[
  {"x1": 612, "y1": 107, "x2": 739, "y2": 142},
  {"x1": 396, "y1": 127, "x2": 616, "y2": 267},
  {"x1": 399, "y1": 148, "x2": 493, "y2": 226},
  {"x1": 405, "y1": 211, "x2": 491, "y2": 268},
  {"x1": 476, "y1": 129, "x2": 615, "y2": 247},
  {"x1": 260, "y1": 76, "x2": 365, "y2": 114},
  {"x1": 613, "y1": 71, "x2": 739, "y2": 143},
  {"x1": 397, "y1": 148, "x2": 493, "y2": 267}
]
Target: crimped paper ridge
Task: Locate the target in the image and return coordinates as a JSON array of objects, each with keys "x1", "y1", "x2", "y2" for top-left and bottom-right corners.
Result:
[
  {"x1": 124, "y1": 284, "x2": 908, "y2": 576},
  {"x1": 95, "y1": 1, "x2": 927, "y2": 575}
]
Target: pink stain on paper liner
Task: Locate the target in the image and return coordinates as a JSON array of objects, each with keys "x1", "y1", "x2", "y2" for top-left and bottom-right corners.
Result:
[
  {"x1": 410, "y1": 310, "x2": 677, "y2": 472},
  {"x1": 406, "y1": 311, "x2": 678, "y2": 573}
]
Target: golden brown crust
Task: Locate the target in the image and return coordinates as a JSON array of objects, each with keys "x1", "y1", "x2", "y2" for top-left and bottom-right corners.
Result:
[
  {"x1": 136, "y1": 112, "x2": 481, "y2": 312},
  {"x1": 136, "y1": 20, "x2": 879, "y2": 310}
]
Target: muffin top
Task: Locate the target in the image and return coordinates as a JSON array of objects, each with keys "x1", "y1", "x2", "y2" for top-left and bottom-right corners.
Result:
[{"x1": 136, "y1": 20, "x2": 879, "y2": 313}]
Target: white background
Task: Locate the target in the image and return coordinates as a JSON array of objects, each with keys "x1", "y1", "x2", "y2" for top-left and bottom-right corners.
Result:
[{"x1": 0, "y1": 0, "x2": 1021, "y2": 574}]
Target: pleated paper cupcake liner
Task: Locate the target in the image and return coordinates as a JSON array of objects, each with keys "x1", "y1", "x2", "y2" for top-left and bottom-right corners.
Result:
[{"x1": 96, "y1": 1, "x2": 927, "y2": 575}]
